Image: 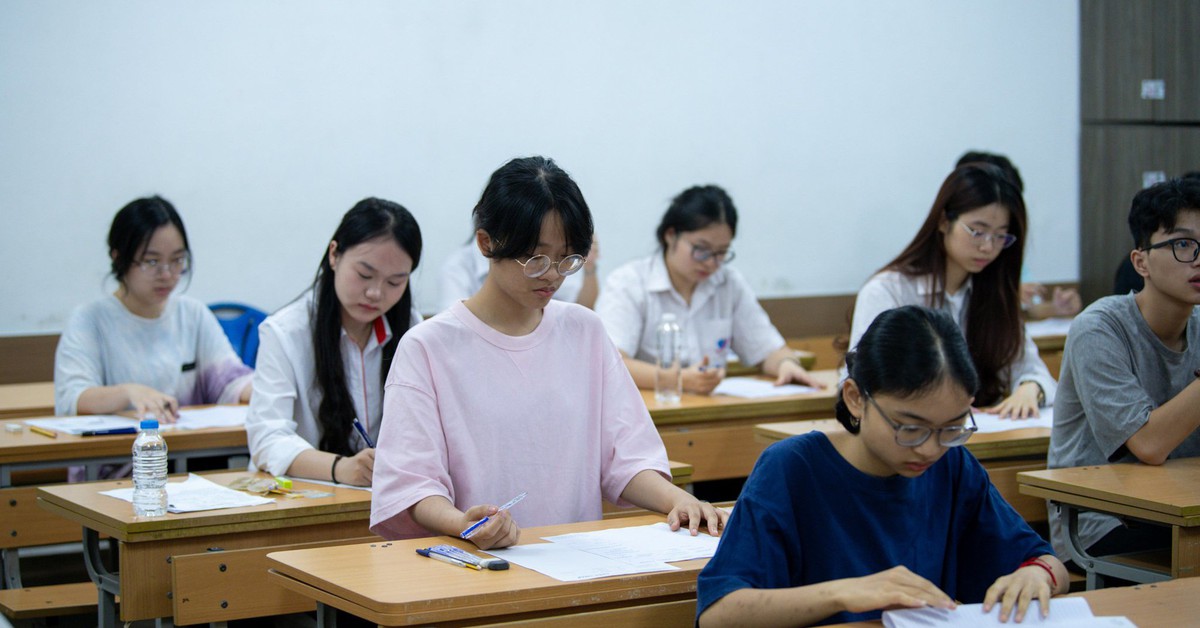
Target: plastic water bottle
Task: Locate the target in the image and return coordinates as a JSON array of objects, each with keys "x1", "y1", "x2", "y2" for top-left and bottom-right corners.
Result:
[
  {"x1": 132, "y1": 419, "x2": 168, "y2": 517},
  {"x1": 655, "y1": 313, "x2": 683, "y2": 404}
]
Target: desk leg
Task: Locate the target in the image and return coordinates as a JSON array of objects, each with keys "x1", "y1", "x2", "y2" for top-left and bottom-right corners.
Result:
[
  {"x1": 1174, "y1": 526, "x2": 1200, "y2": 578},
  {"x1": 0, "y1": 548, "x2": 21, "y2": 589},
  {"x1": 82, "y1": 528, "x2": 121, "y2": 628},
  {"x1": 316, "y1": 601, "x2": 338, "y2": 628}
]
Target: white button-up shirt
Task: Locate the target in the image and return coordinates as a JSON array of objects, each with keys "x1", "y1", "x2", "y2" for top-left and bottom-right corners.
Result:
[
  {"x1": 848, "y1": 270, "x2": 1056, "y2": 405},
  {"x1": 595, "y1": 254, "x2": 785, "y2": 368},
  {"x1": 245, "y1": 289, "x2": 421, "y2": 475}
]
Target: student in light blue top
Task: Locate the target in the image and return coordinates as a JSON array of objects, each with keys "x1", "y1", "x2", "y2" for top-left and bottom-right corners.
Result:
[
  {"x1": 55, "y1": 196, "x2": 253, "y2": 421},
  {"x1": 596, "y1": 185, "x2": 819, "y2": 395},
  {"x1": 698, "y1": 306, "x2": 1066, "y2": 627}
]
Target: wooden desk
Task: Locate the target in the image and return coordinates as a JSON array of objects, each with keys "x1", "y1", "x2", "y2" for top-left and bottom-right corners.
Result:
[
  {"x1": 37, "y1": 470, "x2": 375, "y2": 627},
  {"x1": 756, "y1": 419, "x2": 1052, "y2": 523},
  {"x1": 1019, "y1": 459, "x2": 1200, "y2": 586},
  {"x1": 0, "y1": 382, "x2": 54, "y2": 421},
  {"x1": 829, "y1": 577, "x2": 1200, "y2": 627},
  {"x1": 645, "y1": 370, "x2": 839, "y2": 482},
  {"x1": 268, "y1": 514, "x2": 708, "y2": 626}
]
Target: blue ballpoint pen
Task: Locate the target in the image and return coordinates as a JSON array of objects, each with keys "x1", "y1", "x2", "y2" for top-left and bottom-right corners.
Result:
[
  {"x1": 460, "y1": 492, "x2": 527, "y2": 539},
  {"x1": 80, "y1": 427, "x2": 139, "y2": 436},
  {"x1": 352, "y1": 417, "x2": 376, "y2": 448}
]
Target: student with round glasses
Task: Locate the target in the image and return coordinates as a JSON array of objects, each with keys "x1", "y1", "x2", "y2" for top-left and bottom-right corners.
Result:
[
  {"x1": 370, "y1": 157, "x2": 726, "y2": 547},
  {"x1": 698, "y1": 306, "x2": 1067, "y2": 627},
  {"x1": 596, "y1": 184, "x2": 820, "y2": 396},
  {"x1": 438, "y1": 232, "x2": 600, "y2": 311},
  {"x1": 849, "y1": 163, "x2": 1056, "y2": 419},
  {"x1": 55, "y1": 196, "x2": 253, "y2": 422}
]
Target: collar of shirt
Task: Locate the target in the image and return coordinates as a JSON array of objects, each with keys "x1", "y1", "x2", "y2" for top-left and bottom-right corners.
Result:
[
  {"x1": 646, "y1": 253, "x2": 727, "y2": 309},
  {"x1": 338, "y1": 315, "x2": 393, "y2": 352}
]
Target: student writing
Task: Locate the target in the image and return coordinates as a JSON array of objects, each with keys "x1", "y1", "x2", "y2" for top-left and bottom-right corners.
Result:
[
  {"x1": 245, "y1": 198, "x2": 422, "y2": 487},
  {"x1": 697, "y1": 306, "x2": 1067, "y2": 627},
  {"x1": 849, "y1": 163, "x2": 1055, "y2": 418},
  {"x1": 370, "y1": 157, "x2": 726, "y2": 547},
  {"x1": 596, "y1": 185, "x2": 819, "y2": 395}
]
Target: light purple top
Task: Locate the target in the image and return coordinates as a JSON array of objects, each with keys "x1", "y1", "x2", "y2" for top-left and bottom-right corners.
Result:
[{"x1": 370, "y1": 300, "x2": 671, "y2": 539}]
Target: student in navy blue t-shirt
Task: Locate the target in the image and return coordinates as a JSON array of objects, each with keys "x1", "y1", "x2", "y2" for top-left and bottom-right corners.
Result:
[{"x1": 697, "y1": 306, "x2": 1067, "y2": 627}]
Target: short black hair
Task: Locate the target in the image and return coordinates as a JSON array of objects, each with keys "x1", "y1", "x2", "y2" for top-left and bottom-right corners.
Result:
[
  {"x1": 835, "y1": 306, "x2": 980, "y2": 434},
  {"x1": 473, "y1": 156, "x2": 593, "y2": 260},
  {"x1": 956, "y1": 151, "x2": 1024, "y2": 194},
  {"x1": 655, "y1": 185, "x2": 738, "y2": 249},
  {"x1": 107, "y1": 196, "x2": 190, "y2": 282},
  {"x1": 1128, "y1": 177, "x2": 1200, "y2": 249}
]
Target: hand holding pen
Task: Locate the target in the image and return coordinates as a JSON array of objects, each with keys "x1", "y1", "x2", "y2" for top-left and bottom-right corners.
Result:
[{"x1": 459, "y1": 492, "x2": 526, "y2": 550}]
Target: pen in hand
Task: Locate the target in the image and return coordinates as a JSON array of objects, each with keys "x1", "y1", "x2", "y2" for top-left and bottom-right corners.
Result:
[
  {"x1": 461, "y1": 492, "x2": 527, "y2": 539},
  {"x1": 352, "y1": 417, "x2": 376, "y2": 448}
]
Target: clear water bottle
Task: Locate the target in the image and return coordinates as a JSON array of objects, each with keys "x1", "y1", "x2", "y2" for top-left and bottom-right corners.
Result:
[
  {"x1": 655, "y1": 313, "x2": 683, "y2": 404},
  {"x1": 132, "y1": 419, "x2": 168, "y2": 517}
]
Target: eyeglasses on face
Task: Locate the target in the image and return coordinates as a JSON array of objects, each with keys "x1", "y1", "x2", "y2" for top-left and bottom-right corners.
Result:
[
  {"x1": 135, "y1": 255, "x2": 190, "y2": 276},
  {"x1": 514, "y1": 254, "x2": 586, "y2": 278},
  {"x1": 1142, "y1": 237, "x2": 1200, "y2": 264},
  {"x1": 959, "y1": 222, "x2": 1018, "y2": 250},
  {"x1": 863, "y1": 392, "x2": 977, "y2": 448},
  {"x1": 687, "y1": 240, "x2": 736, "y2": 264}
]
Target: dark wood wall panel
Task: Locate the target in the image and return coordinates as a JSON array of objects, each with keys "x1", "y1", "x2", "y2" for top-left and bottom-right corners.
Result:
[
  {"x1": 0, "y1": 334, "x2": 57, "y2": 384},
  {"x1": 1081, "y1": 0, "x2": 1155, "y2": 122}
]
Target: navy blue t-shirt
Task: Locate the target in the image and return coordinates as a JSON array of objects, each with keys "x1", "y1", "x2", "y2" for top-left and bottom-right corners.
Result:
[{"x1": 696, "y1": 432, "x2": 1052, "y2": 626}]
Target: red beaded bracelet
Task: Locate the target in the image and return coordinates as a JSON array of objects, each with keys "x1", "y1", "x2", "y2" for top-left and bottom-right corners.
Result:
[{"x1": 1020, "y1": 557, "x2": 1057, "y2": 588}]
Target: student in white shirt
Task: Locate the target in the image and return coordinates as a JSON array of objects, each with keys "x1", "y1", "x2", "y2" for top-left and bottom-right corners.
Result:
[
  {"x1": 246, "y1": 198, "x2": 422, "y2": 486},
  {"x1": 439, "y1": 237, "x2": 600, "y2": 311},
  {"x1": 849, "y1": 164, "x2": 1056, "y2": 419},
  {"x1": 596, "y1": 185, "x2": 819, "y2": 395},
  {"x1": 55, "y1": 196, "x2": 253, "y2": 421}
]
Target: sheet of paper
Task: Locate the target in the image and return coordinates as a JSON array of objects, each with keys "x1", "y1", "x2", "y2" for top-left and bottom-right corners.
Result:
[
  {"x1": 24, "y1": 415, "x2": 139, "y2": 435},
  {"x1": 542, "y1": 522, "x2": 719, "y2": 568},
  {"x1": 713, "y1": 377, "x2": 816, "y2": 398},
  {"x1": 100, "y1": 473, "x2": 274, "y2": 513},
  {"x1": 882, "y1": 598, "x2": 1113, "y2": 628},
  {"x1": 1025, "y1": 317, "x2": 1074, "y2": 339},
  {"x1": 167, "y1": 406, "x2": 248, "y2": 430},
  {"x1": 483, "y1": 542, "x2": 677, "y2": 581},
  {"x1": 972, "y1": 407, "x2": 1054, "y2": 434}
]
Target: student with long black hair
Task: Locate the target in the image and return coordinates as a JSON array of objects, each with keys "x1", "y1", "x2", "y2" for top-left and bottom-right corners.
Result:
[
  {"x1": 246, "y1": 198, "x2": 422, "y2": 486},
  {"x1": 698, "y1": 306, "x2": 1066, "y2": 627},
  {"x1": 849, "y1": 163, "x2": 1056, "y2": 418},
  {"x1": 370, "y1": 157, "x2": 725, "y2": 547},
  {"x1": 55, "y1": 196, "x2": 253, "y2": 421}
]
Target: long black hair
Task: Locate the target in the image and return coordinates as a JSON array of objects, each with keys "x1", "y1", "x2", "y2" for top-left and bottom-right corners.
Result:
[
  {"x1": 312, "y1": 198, "x2": 422, "y2": 455},
  {"x1": 473, "y1": 156, "x2": 593, "y2": 259},
  {"x1": 835, "y1": 306, "x2": 979, "y2": 433},
  {"x1": 108, "y1": 195, "x2": 190, "y2": 283},
  {"x1": 655, "y1": 185, "x2": 738, "y2": 250}
]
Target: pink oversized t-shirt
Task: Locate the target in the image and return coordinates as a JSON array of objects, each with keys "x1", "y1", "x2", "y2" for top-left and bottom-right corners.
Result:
[{"x1": 370, "y1": 300, "x2": 671, "y2": 539}]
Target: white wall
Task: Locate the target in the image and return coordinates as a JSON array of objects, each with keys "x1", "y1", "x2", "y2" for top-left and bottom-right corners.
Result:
[{"x1": 0, "y1": 0, "x2": 1079, "y2": 335}]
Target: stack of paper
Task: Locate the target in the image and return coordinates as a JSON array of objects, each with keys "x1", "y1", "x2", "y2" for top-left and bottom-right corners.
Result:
[
  {"x1": 24, "y1": 415, "x2": 139, "y2": 435},
  {"x1": 972, "y1": 408, "x2": 1055, "y2": 434},
  {"x1": 101, "y1": 473, "x2": 274, "y2": 513},
  {"x1": 882, "y1": 598, "x2": 1134, "y2": 627},
  {"x1": 713, "y1": 377, "x2": 816, "y2": 398},
  {"x1": 169, "y1": 406, "x2": 248, "y2": 430}
]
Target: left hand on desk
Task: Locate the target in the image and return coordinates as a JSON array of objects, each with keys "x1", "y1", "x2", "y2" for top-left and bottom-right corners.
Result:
[
  {"x1": 983, "y1": 561, "x2": 1056, "y2": 623},
  {"x1": 775, "y1": 359, "x2": 824, "y2": 389},
  {"x1": 983, "y1": 382, "x2": 1041, "y2": 420},
  {"x1": 667, "y1": 496, "x2": 728, "y2": 537}
]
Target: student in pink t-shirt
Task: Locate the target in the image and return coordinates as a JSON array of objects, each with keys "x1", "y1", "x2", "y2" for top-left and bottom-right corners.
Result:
[{"x1": 370, "y1": 156, "x2": 727, "y2": 548}]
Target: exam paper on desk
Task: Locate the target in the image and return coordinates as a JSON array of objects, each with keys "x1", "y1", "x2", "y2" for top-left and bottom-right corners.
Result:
[
  {"x1": 713, "y1": 377, "x2": 816, "y2": 398},
  {"x1": 972, "y1": 408, "x2": 1054, "y2": 434},
  {"x1": 882, "y1": 598, "x2": 1133, "y2": 628},
  {"x1": 482, "y1": 543, "x2": 677, "y2": 582},
  {"x1": 24, "y1": 415, "x2": 139, "y2": 435},
  {"x1": 542, "y1": 522, "x2": 719, "y2": 568},
  {"x1": 100, "y1": 473, "x2": 274, "y2": 513}
]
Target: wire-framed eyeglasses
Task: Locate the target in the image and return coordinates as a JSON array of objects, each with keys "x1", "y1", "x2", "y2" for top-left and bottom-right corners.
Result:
[
  {"x1": 135, "y1": 255, "x2": 190, "y2": 276},
  {"x1": 959, "y1": 222, "x2": 1018, "y2": 250},
  {"x1": 687, "y1": 241, "x2": 736, "y2": 264},
  {"x1": 863, "y1": 392, "x2": 977, "y2": 448},
  {"x1": 1142, "y1": 237, "x2": 1200, "y2": 264},
  {"x1": 514, "y1": 254, "x2": 586, "y2": 278}
]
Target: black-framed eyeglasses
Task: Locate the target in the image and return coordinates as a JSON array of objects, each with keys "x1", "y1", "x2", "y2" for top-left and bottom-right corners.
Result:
[
  {"x1": 863, "y1": 392, "x2": 977, "y2": 448},
  {"x1": 959, "y1": 222, "x2": 1018, "y2": 250},
  {"x1": 1142, "y1": 238, "x2": 1200, "y2": 264},
  {"x1": 514, "y1": 254, "x2": 586, "y2": 278},
  {"x1": 687, "y1": 240, "x2": 735, "y2": 264},
  {"x1": 135, "y1": 254, "x2": 190, "y2": 276}
]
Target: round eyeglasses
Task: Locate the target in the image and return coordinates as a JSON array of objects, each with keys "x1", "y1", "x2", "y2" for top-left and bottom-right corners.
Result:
[
  {"x1": 514, "y1": 254, "x2": 586, "y2": 278},
  {"x1": 135, "y1": 255, "x2": 190, "y2": 276},
  {"x1": 687, "y1": 241, "x2": 735, "y2": 264},
  {"x1": 959, "y1": 222, "x2": 1018, "y2": 250},
  {"x1": 1142, "y1": 237, "x2": 1200, "y2": 264},
  {"x1": 863, "y1": 392, "x2": 977, "y2": 448}
]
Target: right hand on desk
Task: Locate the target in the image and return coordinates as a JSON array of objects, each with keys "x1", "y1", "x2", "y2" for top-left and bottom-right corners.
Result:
[
  {"x1": 337, "y1": 448, "x2": 375, "y2": 486},
  {"x1": 122, "y1": 384, "x2": 180, "y2": 423},
  {"x1": 682, "y1": 365, "x2": 724, "y2": 395},
  {"x1": 836, "y1": 566, "x2": 955, "y2": 614},
  {"x1": 461, "y1": 503, "x2": 520, "y2": 550}
]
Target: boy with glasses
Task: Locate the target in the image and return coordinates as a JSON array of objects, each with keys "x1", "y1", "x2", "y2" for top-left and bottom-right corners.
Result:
[{"x1": 1049, "y1": 177, "x2": 1200, "y2": 564}]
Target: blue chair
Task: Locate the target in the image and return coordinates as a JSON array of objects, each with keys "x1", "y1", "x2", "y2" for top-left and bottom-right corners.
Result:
[{"x1": 209, "y1": 302, "x2": 268, "y2": 368}]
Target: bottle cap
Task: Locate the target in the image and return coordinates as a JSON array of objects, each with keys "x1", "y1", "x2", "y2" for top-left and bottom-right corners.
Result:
[
  {"x1": 139, "y1": 419, "x2": 159, "y2": 430},
  {"x1": 661, "y1": 313, "x2": 677, "y2": 322}
]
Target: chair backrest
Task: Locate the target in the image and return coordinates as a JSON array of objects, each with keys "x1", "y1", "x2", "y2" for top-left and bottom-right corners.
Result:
[{"x1": 208, "y1": 302, "x2": 269, "y2": 368}]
